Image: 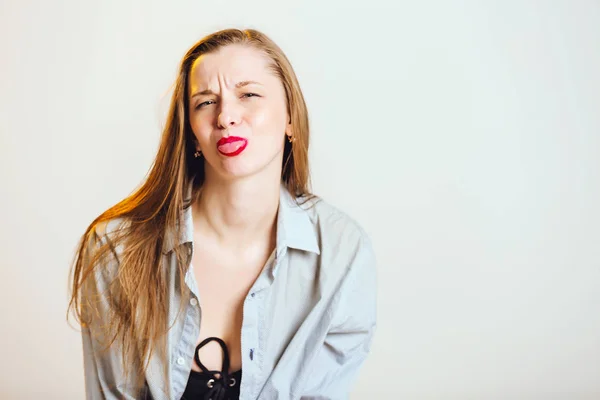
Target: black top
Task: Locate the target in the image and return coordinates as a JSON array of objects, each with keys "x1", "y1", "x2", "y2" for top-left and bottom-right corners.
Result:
[{"x1": 181, "y1": 337, "x2": 242, "y2": 400}]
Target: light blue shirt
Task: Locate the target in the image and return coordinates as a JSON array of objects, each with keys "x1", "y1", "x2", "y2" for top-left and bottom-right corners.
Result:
[{"x1": 81, "y1": 185, "x2": 377, "y2": 399}]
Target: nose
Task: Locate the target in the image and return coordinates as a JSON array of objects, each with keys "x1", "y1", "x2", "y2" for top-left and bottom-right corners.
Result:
[{"x1": 217, "y1": 100, "x2": 242, "y2": 131}]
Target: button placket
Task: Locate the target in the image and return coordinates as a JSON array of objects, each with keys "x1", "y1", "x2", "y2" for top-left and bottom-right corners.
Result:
[{"x1": 173, "y1": 288, "x2": 200, "y2": 393}]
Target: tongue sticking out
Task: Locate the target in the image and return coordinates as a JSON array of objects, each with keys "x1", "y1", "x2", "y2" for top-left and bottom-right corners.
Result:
[{"x1": 218, "y1": 141, "x2": 244, "y2": 153}]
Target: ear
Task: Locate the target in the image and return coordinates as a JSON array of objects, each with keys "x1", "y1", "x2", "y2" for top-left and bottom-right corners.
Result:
[
  {"x1": 285, "y1": 118, "x2": 293, "y2": 138},
  {"x1": 192, "y1": 137, "x2": 202, "y2": 152}
]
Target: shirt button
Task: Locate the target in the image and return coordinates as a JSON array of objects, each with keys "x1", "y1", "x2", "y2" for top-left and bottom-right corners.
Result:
[
  {"x1": 176, "y1": 357, "x2": 185, "y2": 365},
  {"x1": 190, "y1": 298, "x2": 198, "y2": 306}
]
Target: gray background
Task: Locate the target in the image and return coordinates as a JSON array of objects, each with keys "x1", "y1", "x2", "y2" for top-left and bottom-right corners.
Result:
[{"x1": 1, "y1": 0, "x2": 599, "y2": 398}]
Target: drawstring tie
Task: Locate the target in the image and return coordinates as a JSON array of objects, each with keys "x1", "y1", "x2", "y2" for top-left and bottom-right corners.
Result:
[{"x1": 194, "y1": 337, "x2": 237, "y2": 400}]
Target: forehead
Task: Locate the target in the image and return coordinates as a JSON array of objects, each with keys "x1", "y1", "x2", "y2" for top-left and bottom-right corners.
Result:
[{"x1": 189, "y1": 45, "x2": 275, "y2": 89}]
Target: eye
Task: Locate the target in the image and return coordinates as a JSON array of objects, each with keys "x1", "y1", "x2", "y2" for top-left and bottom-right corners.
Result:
[
  {"x1": 242, "y1": 93, "x2": 260, "y2": 99},
  {"x1": 195, "y1": 100, "x2": 214, "y2": 110}
]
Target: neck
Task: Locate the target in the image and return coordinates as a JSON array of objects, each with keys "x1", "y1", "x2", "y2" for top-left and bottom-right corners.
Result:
[{"x1": 194, "y1": 175, "x2": 281, "y2": 249}]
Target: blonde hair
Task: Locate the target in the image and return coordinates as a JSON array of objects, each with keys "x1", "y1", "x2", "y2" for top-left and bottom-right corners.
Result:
[{"x1": 67, "y1": 28, "x2": 312, "y2": 396}]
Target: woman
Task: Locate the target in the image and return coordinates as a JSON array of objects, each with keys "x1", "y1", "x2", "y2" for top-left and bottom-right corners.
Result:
[{"x1": 68, "y1": 28, "x2": 377, "y2": 400}]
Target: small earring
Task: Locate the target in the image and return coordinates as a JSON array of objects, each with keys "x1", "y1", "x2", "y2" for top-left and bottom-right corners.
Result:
[
  {"x1": 287, "y1": 135, "x2": 294, "y2": 143},
  {"x1": 194, "y1": 150, "x2": 202, "y2": 158}
]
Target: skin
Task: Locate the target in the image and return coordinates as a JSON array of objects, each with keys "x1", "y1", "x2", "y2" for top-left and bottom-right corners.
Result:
[{"x1": 186, "y1": 44, "x2": 293, "y2": 373}]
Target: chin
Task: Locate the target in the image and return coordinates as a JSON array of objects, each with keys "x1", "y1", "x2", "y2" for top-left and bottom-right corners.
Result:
[
  {"x1": 214, "y1": 160, "x2": 262, "y2": 180},
  {"x1": 206, "y1": 150, "x2": 283, "y2": 181}
]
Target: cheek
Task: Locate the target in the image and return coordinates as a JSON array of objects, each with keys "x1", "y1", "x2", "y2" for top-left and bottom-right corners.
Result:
[
  {"x1": 250, "y1": 103, "x2": 287, "y2": 135},
  {"x1": 190, "y1": 116, "x2": 213, "y2": 143}
]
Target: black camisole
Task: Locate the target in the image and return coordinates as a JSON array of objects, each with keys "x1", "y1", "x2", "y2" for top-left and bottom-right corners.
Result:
[{"x1": 181, "y1": 337, "x2": 242, "y2": 400}]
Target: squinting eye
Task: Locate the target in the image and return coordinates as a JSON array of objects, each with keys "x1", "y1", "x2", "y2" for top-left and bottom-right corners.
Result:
[
  {"x1": 195, "y1": 100, "x2": 214, "y2": 110},
  {"x1": 242, "y1": 93, "x2": 260, "y2": 99}
]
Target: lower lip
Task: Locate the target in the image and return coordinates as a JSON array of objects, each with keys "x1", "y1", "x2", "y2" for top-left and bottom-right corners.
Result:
[{"x1": 217, "y1": 139, "x2": 248, "y2": 157}]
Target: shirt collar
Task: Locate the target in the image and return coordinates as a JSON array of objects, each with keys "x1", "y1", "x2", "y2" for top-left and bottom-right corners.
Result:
[
  {"x1": 163, "y1": 182, "x2": 320, "y2": 256},
  {"x1": 276, "y1": 184, "x2": 320, "y2": 255}
]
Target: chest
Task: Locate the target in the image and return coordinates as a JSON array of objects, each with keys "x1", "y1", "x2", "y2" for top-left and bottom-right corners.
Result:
[{"x1": 189, "y1": 245, "x2": 273, "y2": 372}]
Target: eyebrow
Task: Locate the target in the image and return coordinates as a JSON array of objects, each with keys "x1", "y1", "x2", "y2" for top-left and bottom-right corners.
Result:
[{"x1": 190, "y1": 80, "x2": 263, "y2": 98}]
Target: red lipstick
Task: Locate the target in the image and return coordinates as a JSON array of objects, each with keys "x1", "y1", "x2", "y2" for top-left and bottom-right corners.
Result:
[{"x1": 216, "y1": 136, "x2": 248, "y2": 157}]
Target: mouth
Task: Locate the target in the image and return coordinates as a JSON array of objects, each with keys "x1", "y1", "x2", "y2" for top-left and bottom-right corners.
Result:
[{"x1": 216, "y1": 136, "x2": 248, "y2": 157}]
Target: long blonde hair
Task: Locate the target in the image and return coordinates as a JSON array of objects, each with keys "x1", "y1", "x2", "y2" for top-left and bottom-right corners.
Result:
[{"x1": 67, "y1": 28, "x2": 311, "y2": 396}]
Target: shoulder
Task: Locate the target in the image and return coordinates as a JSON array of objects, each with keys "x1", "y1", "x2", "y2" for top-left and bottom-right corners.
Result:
[
  {"x1": 303, "y1": 195, "x2": 373, "y2": 247},
  {"x1": 299, "y1": 195, "x2": 377, "y2": 324},
  {"x1": 90, "y1": 217, "x2": 129, "y2": 243},
  {"x1": 83, "y1": 217, "x2": 130, "y2": 280},
  {"x1": 301, "y1": 195, "x2": 376, "y2": 274}
]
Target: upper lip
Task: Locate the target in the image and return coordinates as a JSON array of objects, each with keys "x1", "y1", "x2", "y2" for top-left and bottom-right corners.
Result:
[{"x1": 217, "y1": 136, "x2": 246, "y2": 146}]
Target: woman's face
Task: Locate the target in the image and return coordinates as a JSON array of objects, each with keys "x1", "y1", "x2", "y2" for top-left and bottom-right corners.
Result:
[{"x1": 187, "y1": 44, "x2": 292, "y2": 181}]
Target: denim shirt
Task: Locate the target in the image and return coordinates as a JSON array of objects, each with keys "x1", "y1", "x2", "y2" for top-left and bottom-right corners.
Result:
[{"x1": 80, "y1": 186, "x2": 377, "y2": 399}]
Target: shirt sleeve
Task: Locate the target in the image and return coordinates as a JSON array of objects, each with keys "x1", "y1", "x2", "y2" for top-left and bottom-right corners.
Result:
[
  {"x1": 79, "y1": 229, "x2": 139, "y2": 400},
  {"x1": 298, "y1": 234, "x2": 378, "y2": 399}
]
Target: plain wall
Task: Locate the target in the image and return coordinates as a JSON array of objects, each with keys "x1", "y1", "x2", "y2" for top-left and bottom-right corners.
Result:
[{"x1": 1, "y1": 0, "x2": 599, "y2": 398}]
